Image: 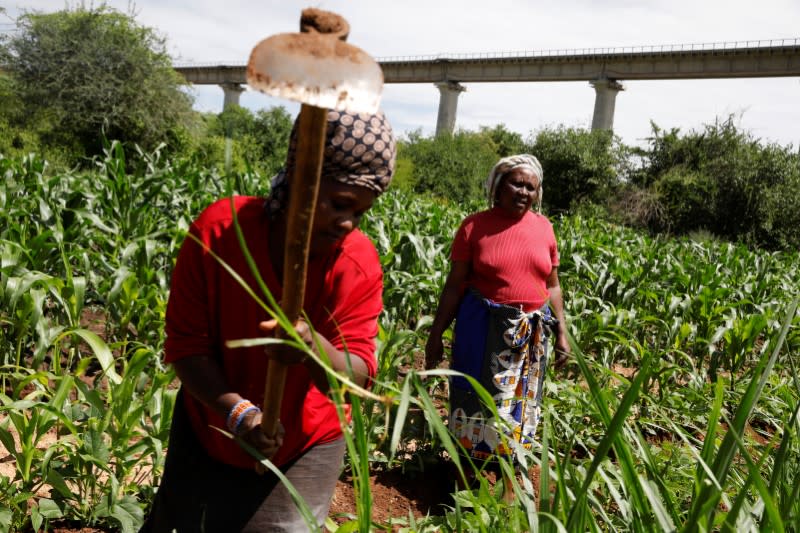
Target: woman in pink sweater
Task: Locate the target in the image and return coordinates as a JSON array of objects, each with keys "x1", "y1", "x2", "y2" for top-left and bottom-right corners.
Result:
[{"x1": 425, "y1": 154, "x2": 570, "y2": 477}]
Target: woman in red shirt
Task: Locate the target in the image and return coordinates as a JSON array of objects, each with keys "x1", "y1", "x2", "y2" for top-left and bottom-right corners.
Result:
[
  {"x1": 142, "y1": 109, "x2": 395, "y2": 532},
  {"x1": 425, "y1": 154, "x2": 570, "y2": 489}
]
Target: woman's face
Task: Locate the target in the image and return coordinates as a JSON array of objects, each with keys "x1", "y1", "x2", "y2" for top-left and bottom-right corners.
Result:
[
  {"x1": 310, "y1": 180, "x2": 377, "y2": 256},
  {"x1": 495, "y1": 167, "x2": 540, "y2": 216}
]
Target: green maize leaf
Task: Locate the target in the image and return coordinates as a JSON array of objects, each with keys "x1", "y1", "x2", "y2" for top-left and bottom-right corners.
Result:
[
  {"x1": 111, "y1": 496, "x2": 146, "y2": 533},
  {"x1": 30, "y1": 507, "x2": 42, "y2": 533},
  {"x1": 0, "y1": 507, "x2": 12, "y2": 533},
  {"x1": 46, "y1": 469, "x2": 74, "y2": 500},
  {"x1": 66, "y1": 328, "x2": 121, "y2": 385},
  {"x1": 639, "y1": 475, "x2": 676, "y2": 532},
  {"x1": 388, "y1": 377, "x2": 412, "y2": 463},
  {"x1": 720, "y1": 411, "x2": 783, "y2": 533}
]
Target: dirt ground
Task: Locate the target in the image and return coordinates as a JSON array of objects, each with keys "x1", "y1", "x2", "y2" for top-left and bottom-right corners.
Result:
[{"x1": 328, "y1": 461, "x2": 456, "y2": 526}]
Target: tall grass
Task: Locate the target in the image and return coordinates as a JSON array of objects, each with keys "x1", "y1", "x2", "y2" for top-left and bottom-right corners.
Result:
[{"x1": 0, "y1": 148, "x2": 798, "y2": 531}]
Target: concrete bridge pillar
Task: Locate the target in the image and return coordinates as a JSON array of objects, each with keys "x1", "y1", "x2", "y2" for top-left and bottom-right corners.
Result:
[
  {"x1": 221, "y1": 83, "x2": 245, "y2": 109},
  {"x1": 435, "y1": 81, "x2": 467, "y2": 136},
  {"x1": 590, "y1": 78, "x2": 625, "y2": 131}
]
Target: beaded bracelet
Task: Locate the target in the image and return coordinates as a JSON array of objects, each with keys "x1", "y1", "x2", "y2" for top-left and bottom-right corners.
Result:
[{"x1": 226, "y1": 399, "x2": 261, "y2": 435}]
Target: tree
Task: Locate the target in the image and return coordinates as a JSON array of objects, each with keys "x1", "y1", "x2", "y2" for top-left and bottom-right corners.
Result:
[
  {"x1": 251, "y1": 107, "x2": 293, "y2": 171},
  {"x1": 530, "y1": 126, "x2": 624, "y2": 213},
  {"x1": 624, "y1": 116, "x2": 800, "y2": 249},
  {"x1": 192, "y1": 105, "x2": 293, "y2": 177},
  {"x1": 0, "y1": 27, "x2": 36, "y2": 158},
  {"x1": 478, "y1": 124, "x2": 527, "y2": 157},
  {"x1": 402, "y1": 129, "x2": 499, "y2": 205},
  {"x1": 211, "y1": 105, "x2": 293, "y2": 169},
  {"x1": 7, "y1": 4, "x2": 194, "y2": 158}
]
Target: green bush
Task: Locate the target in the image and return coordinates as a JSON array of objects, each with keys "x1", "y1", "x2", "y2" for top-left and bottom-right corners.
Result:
[
  {"x1": 188, "y1": 105, "x2": 292, "y2": 178},
  {"x1": 478, "y1": 124, "x2": 527, "y2": 157},
  {"x1": 389, "y1": 153, "x2": 415, "y2": 192},
  {"x1": 401, "y1": 129, "x2": 499, "y2": 204},
  {"x1": 5, "y1": 4, "x2": 195, "y2": 160},
  {"x1": 0, "y1": 73, "x2": 38, "y2": 158},
  {"x1": 632, "y1": 117, "x2": 800, "y2": 249},
  {"x1": 0, "y1": 73, "x2": 77, "y2": 165},
  {"x1": 757, "y1": 156, "x2": 800, "y2": 249},
  {"x1": 652, "y1": 168, "x2": 716, "y2": 234},
  {"x1": 608, "y1": 185, "x2": 667, "y2": 232},
  {"x1": 529, "y1": 126, "x2": 624, "y2": 214}
]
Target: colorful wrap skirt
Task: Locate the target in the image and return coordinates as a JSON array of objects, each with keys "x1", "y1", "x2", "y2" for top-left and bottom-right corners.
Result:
[{"x1": 449, "y1": 289, "x2": 558, "y2": 462}]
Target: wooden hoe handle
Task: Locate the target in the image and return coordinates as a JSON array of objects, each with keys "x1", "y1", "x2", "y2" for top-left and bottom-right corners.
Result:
[
  {"x1": 257, "y1": 8, "x2": 356, "y2": 445},
  {"x1": 261, "y1": 105, "x2": 328, "y2": 438}
]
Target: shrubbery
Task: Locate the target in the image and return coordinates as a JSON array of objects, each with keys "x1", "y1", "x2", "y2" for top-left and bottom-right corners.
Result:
[
  {"x1": 189, "y1": 105, "x2": 293, "y2": 178},
  {"x1": 631, "y1": 118, "x2": 800, "y2": 249},
  {"x1": 392, "y1": 118, "x2": 799, "y2": 250},
  {"x1": 397, "y1": 125, "x2": 627, "y2": 213},
  {"x1": 393, "y1": 117, "x2": 800, "y2": 250},
  {"x1": 399, "y1": 129, "x2": 498, "y2": 204},
  {"x1": 3, "y1": 4, "x2": 194, "y2": 162},
  {"x1": 651, "y1": 168, "x2": 715, "y2": 233},
  {"x1": 530, "y1": 126, "x2": 628, "y2": 214}
]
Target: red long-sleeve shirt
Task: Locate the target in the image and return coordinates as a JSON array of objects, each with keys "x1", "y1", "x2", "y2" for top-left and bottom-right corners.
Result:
[{"x1": 165, "y1": 196, "x2": 382, "y2": 468}]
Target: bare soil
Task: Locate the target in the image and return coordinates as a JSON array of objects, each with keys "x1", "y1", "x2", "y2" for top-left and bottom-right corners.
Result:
[{"x1": 328, "y1": 461, "x2": 456, "y2": 526}]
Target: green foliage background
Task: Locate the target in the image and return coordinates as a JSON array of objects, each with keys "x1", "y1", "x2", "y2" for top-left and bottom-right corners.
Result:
[
  {"x1": 191, "y1": 106, "x2": 293, "y2": 178},
  {"x1": 2, "y1": 4, "x2": 195, "y2": 160},
  {"x1": 635, "y1": 119, "x2": 800, "y2": 249}
]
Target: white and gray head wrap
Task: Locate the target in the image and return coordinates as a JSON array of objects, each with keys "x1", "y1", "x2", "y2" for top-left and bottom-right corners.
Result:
[{"x1": 485, "y1": 154, "x2": 544, "y2": 211}]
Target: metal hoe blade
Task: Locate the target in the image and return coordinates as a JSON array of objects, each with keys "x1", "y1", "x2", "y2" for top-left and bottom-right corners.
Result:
[{"x1": 247, "y1": 31, "x2": 383, "y2": 114}]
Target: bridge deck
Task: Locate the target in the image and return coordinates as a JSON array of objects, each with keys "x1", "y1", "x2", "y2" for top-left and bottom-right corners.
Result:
[{"x1": 174, "y1": 39, "x2": 800, "y2": 85}]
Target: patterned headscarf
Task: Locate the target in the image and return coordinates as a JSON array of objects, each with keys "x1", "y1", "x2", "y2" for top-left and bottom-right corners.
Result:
[
  {"x1": 485, "y1": 154, "x2": 544, "y2": 211},
  {"x1": 266, "y1": 109, "x2": 396, "y2": 217}
]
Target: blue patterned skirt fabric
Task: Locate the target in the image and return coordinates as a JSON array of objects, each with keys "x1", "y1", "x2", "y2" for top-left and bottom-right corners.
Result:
[{"x1": 449, "y1": 289, "x2": 556, "y2": 462}]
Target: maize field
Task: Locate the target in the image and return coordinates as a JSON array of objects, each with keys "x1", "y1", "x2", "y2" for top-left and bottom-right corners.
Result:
[{"x1": 1, "y1": 146, "x2": 799, "y2": 532}]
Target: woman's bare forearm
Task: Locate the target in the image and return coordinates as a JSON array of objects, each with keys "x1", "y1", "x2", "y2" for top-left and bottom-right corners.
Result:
[
  {"x1": 172, "y1": 356, "x2": 242, "y2": 417},
  {"x1": 429, "y1": 260, "x2": 470, "y2": 338}
]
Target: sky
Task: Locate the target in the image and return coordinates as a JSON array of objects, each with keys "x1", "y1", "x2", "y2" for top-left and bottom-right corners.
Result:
[{"x1": 3, "y1": 0, "x2": 800, "y2": 148}]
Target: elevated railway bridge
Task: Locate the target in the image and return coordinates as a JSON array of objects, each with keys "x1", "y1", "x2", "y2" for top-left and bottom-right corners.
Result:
[{"x1": 174, "y1": 38, "x2": 800, "y2": 135}]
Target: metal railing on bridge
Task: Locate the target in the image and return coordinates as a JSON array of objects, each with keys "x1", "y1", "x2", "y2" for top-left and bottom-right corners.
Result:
[{"x1": 172, "y1": 37, "x2": 800, "y2": 68}]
